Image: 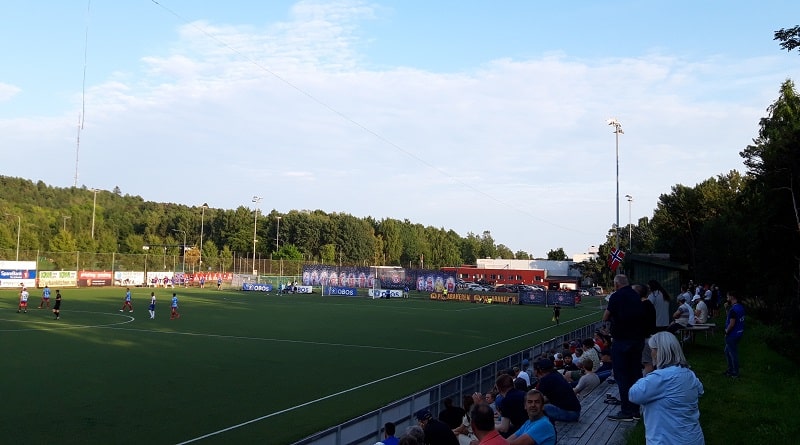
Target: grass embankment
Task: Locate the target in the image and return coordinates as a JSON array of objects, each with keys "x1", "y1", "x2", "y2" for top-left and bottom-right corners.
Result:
[{"x1": 624, "y1": 316, "x2": 798, "y2": 444}]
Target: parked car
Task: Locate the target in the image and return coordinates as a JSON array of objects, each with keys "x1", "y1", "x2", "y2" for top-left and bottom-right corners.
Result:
[
  {"x1": 493, "y1": 284, "x2": 516, "y2": 293},
  {"x1": 466, "y1": 283, "x2": 486, "y2": 291}
]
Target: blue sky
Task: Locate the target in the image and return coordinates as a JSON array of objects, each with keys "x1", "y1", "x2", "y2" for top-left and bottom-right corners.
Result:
[{"x1": 2, "y1": 0, "x2": 799, "y2": 257}]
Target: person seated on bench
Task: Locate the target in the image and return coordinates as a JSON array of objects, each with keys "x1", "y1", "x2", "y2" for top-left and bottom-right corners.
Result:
[
  {"x1": 572, "y1": 357, "x2": 601, "y2": 399},
  {"x1": 668, "y1": 294, "x2": 695, "y2": 334},
  {"x1": 533, "y1": 358, "x2": 581, "y2": 422},
  {"x1": 694, "y1": 295, "x2": 709, "y2": 324},
  {"x1": 596, "y1": 349, "x2": 614, "y2": 382},
  {"x1": 506, "y1": 390, "x2": 556, "y2": 445}
]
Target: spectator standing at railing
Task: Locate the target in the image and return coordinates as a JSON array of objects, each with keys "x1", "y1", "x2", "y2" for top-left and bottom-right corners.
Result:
[
  {"x1": 647, "y1": 280, "x2": 672, "y2": 332},
  {"x1": 634, "y1": 283, "x2": 657, "y2": 375},
  {"x1": 603, "y1": 274, "x2": 645, "y2": 422}
]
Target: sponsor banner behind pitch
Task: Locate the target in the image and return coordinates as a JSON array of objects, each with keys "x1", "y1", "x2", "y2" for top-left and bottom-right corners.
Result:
[
  {"x1": 242, "y1": 283, "x2": 273, "y2": 292},
  {"x1": 302, "y1": 265, "x2": 376, "y2": 288},
  {"x1": 301, "y1": 264, "x2": 457, "y2": 291},
  {"x1": 429, "y1": 291, "x2": 519, "y2": 305},
  {"x1": 326, "y1": 286, "x2": 358, "y2": 297},
  {"x1": 0, "y1": 260, "x2": 37, "y2": 288},
  {"x1": 78, "y1": 270, "x2": 113, "y2": 287},
  {"x1": 367, "y1": 289, "x2": 400, "y2": 298},
  {"x1": 519, "y1": 291, "x2": 577, "y2": 307},
  {"x1": 38, "y1": 271, "x2": 78, "y2": 288},
  {"x1": 114, "y1": 271, "x2": 145, "y2": 286}
]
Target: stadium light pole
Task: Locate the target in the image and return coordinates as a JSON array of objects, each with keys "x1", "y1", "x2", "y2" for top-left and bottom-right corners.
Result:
[
  {"x1": 172, "y1": 229, "x2": 187, "y2": 272},
  {"x1": 90, "y1": 188, "x2": 100, "y2": 239},
  {"x1": 199, "y1": 203, "x2": 208, "y2": 270},
  {"x1": 5, "y1": 213, "x2": 21, "y2": 261},
  {"x1": 625, "y1": 194, "x2": 633, "y2": 251},
  {"x1": 62, "y1": 215, "x2": 71, "y2": 232},
  {"x1": 607, "y1": 118, "x2": 623, "y2": 250},
  {"x1": 275, "y1": 216, "x2": 281, "y2": 251},
  {"x1": 252, "y1": 196, "x2": 262, "y2": 275}
]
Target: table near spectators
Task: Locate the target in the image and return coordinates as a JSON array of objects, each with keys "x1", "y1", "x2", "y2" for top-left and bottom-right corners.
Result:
[{"x1": 678, "y1": 323, "x2": 716, "y2": 345}]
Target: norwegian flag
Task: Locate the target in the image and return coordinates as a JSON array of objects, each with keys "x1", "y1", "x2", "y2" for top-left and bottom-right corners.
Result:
[{"x1": 607, "y1": 247, "x2": 626, "y2": 271}]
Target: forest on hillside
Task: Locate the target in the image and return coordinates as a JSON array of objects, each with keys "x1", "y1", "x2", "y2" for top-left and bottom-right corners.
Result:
[{"x1": 0, "y1": 175, "x2": 538, "y2": 273}]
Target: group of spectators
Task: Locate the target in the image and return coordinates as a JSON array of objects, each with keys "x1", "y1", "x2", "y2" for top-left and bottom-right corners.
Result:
[
  {"x1": 601, "y1": 274, "x2": 745, "y2": 445},
  {"x1": 374, "y1": 275, "x2": 744, "y2": 445}
]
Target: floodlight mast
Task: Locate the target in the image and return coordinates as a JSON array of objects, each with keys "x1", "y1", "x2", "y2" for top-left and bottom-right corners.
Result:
[
  {"x1": 607, "y1": 118, "x2": 624, "y2": 251},
  {"x1": 252, "y1": 196, "x2": 263, "y2": 275},
  {"x1": 199, "y1": 203, "x2": 209, "y2": 270}
]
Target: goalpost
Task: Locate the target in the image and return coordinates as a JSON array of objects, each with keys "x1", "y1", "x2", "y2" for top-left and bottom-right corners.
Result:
[{"x1": 369, "y1": 266, "x2": 405, "y2": 299}]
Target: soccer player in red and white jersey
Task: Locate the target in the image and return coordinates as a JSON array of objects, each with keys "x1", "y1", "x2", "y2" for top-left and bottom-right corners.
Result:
[{"x1": 18, "y1": 287, "x2": 30, "y2": 313}]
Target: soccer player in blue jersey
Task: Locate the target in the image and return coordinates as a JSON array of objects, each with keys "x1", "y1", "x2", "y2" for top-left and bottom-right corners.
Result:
[
  {"x1": 39, "y1": 285, "x2": 52, "y2": 309},
  {"x1": 120, "y1": 287, "x2": 133, "y2": 312},
  {"x1": 170, "y1": 293, "x2": 180, "y2": 319},
  {"x1": 148, "y1": 292, "x2": 156, "y2": 319}
]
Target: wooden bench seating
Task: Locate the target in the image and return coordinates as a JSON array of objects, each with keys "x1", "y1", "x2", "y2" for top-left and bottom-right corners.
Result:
[{"x1": 554, "y1": 380, "x2": 637, "y2": 445}]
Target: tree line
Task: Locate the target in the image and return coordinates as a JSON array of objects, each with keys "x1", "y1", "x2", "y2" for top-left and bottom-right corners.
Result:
[{"x1": 0, "y1": 177, "x2": 544, "y2": 272}]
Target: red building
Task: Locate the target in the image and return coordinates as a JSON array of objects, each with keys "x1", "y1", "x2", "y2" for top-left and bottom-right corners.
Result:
[{"x1": 442, "y1": 265, "x2": 547, "y2": 286}]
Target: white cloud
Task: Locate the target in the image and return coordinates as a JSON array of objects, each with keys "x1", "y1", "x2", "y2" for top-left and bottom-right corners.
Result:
[
  {"x1": 0, "y1": 1, "x2": 790, "y2": 257},
  {"x1": 0, "y1": 83, "x2": 21, "y2": 102}
]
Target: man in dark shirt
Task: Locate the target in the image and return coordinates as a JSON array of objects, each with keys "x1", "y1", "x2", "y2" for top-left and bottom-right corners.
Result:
[
  {"x1": 438, "y1": 397, "x2": 466, "y2": 429},
  {"x1": 534, "y1": 358, "x2": 581, "y2": 422},
  {"x1": 414, "y1": 409, "x2": 459, "y2": 445},
  {"x1": 603, "y1": 274, "x2": 646, "y2": 422},
  {"x1": 493, "y1": 373, "x2": 527, "y2": 437}
]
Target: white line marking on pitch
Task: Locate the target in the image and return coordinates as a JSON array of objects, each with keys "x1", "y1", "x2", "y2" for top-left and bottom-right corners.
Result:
[
  {"x1": 0, "y1": 310, "x2": 135, "y2": 332},
  {"x1": 97, "y1": 325, "x2": 455, "y2": 356},
  {"x1": 175, "y1": 310, "x2": 603, "y2": 444}
]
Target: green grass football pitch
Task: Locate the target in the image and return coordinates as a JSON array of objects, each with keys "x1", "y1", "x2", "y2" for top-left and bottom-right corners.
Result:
[{"x1": 0, "y1": 287, "x2": 603, "y2": 444}]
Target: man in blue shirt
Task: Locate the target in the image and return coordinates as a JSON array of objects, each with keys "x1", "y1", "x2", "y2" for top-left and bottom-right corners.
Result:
[
  {"x1": 507, "y1": 389, "x2": 556, "y2": 445},
  {"x1": 170, "y1": 293, "x2": 180, "y2": 319},
  {"x1": 380, "y1": 422, "x2": 398, "y2": 445},
  {"x1": 120, "y1": 288, "x2": 133, "y2": 312},
  {"x1": 39, "y1": 285, "x2": 51, "y2": 309},
  {"x1": 724, "y1": 291, "x2": 745, "y2": 377}
]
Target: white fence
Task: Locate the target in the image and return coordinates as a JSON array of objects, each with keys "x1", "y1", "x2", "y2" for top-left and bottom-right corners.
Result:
[{"x1": 293, "y1": 321, "x2": 603, "y2": 445}]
